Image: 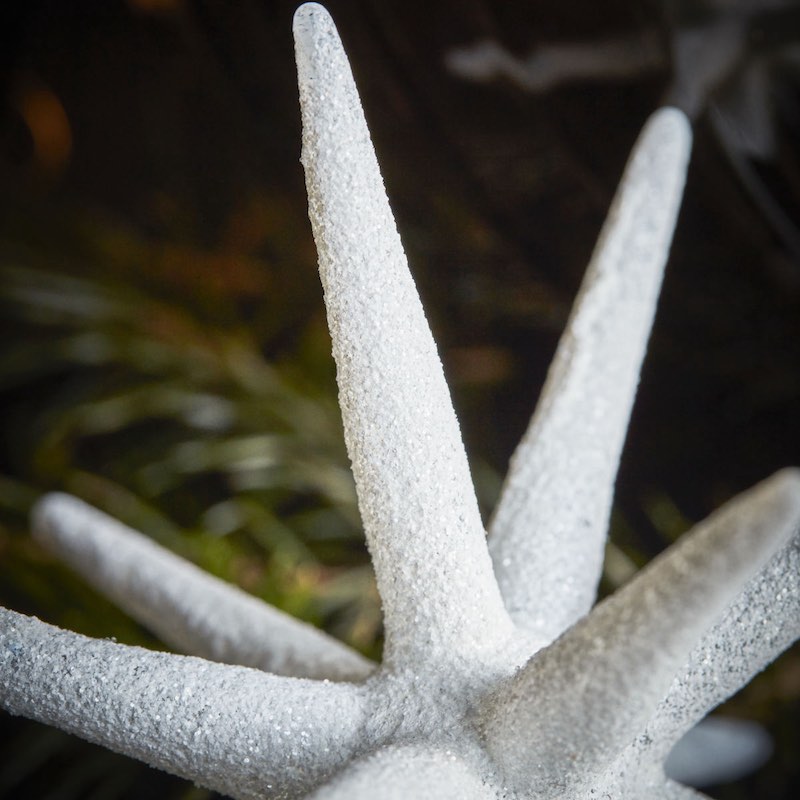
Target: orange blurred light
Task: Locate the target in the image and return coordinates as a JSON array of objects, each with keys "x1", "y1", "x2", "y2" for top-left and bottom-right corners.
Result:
[{"x1": 18, "y1": 82, "x2": 72, "y2": 174}]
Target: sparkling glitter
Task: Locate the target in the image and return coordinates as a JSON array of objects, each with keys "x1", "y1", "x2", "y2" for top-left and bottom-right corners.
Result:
[{"x1": 1, "y1": 5, "x2": 798, "y2": 800}]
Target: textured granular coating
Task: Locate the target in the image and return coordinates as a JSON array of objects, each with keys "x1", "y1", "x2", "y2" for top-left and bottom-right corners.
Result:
[{"x1": 1, "y1": 4, "x2": 798, "y2": 799}]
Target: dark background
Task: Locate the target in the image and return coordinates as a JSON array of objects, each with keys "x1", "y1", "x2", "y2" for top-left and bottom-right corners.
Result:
[{"x1": 0, "y1": 0, "x2": 799, "y2": 798}]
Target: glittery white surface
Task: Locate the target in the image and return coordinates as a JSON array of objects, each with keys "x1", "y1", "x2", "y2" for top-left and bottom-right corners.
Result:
[
  {"x1": 0, "y1": 608, "x2": 368, "y2": 800},
  {"x1": 1, "y1": 4, "x2": 798, "y2": 800},
  {"x1": 33, "y1": 493, "x2": 373, "y2": 681},
  {"x1": 488, "y1": 106, "x2": 690, "y2": 644},
  {"x1": 482, "y1": 469, "x2": 800, "y2": 797},
  {"x1": 294, "y1": 2, "x2": 514, "y2": 668},
  {"x1": 304, "y1": 745, "x2": 490, "y2": 799}
]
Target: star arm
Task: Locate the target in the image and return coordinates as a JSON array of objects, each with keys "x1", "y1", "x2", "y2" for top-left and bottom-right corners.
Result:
[
  {"x1": 33, "y1": 492, "x2": 373, "y2": 681},
  {"x1": 293, "y1": 3, "x2": 513, "y2": 667},
  {"x1": 488, "y1": 107, "x2": 691, "y2": 643},
  {"x1": 481, "y1": 469, "x2": 800, "y2": 797},
  {"x1": 304, "y1": 745, "x2": 492, "y2": 800},
  {"x1": 616, "y1": 515, "x2": 800, "y2": 772},
  {"x1": 0, "y1": 608, "x2": 369, "y2": 800}
]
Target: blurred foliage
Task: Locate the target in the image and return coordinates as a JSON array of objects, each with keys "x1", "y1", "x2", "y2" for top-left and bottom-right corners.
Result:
[
  {"x1": 0, "y1": 210, "x2": 386, "y2": 648},
  {"x1": 0, "y1": 212, "x2": 383, "y2": 798}
]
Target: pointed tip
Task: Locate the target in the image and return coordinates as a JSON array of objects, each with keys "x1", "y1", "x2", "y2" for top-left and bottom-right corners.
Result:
[
  {"x1": 293, "y1": 3, "x2": 335, "y2": 50},
  {"x1": 641, "y1": 106, "x2": 693, "y2": 170},
  {"x1": 769, "y1": 465, "x2": 800, "y2": 495},
  {"x1": 746, "y1": 467, "x2": 800, "y2": 538},
  {"x1": 648, "y1": 106, "x2": 692, "y2": 139},
  {"x1": 31, "y1": 491, "x2": 78, "y2": 546},
  {"x1": 293, "y1": 2, "x2": 330, "y2": 24},
  {"x1": 634, "y1": 105, "x2": 692, "y2": 189},
  {"x1": 292, "y1": 1, "x2": 351, "y2": 153},
  {"x1": 638, "y1": 106, "x2": 693, "y2": 188}
]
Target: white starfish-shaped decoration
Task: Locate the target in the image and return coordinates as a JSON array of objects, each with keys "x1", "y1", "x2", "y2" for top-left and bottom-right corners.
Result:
[{"x1": 1, "y1": 4, "x2": 799, "y2": 799}]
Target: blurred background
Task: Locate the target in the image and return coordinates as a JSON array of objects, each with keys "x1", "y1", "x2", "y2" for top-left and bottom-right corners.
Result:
[{"x1": 0, "y1": 0, "x2": 798, "y2": 797}]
